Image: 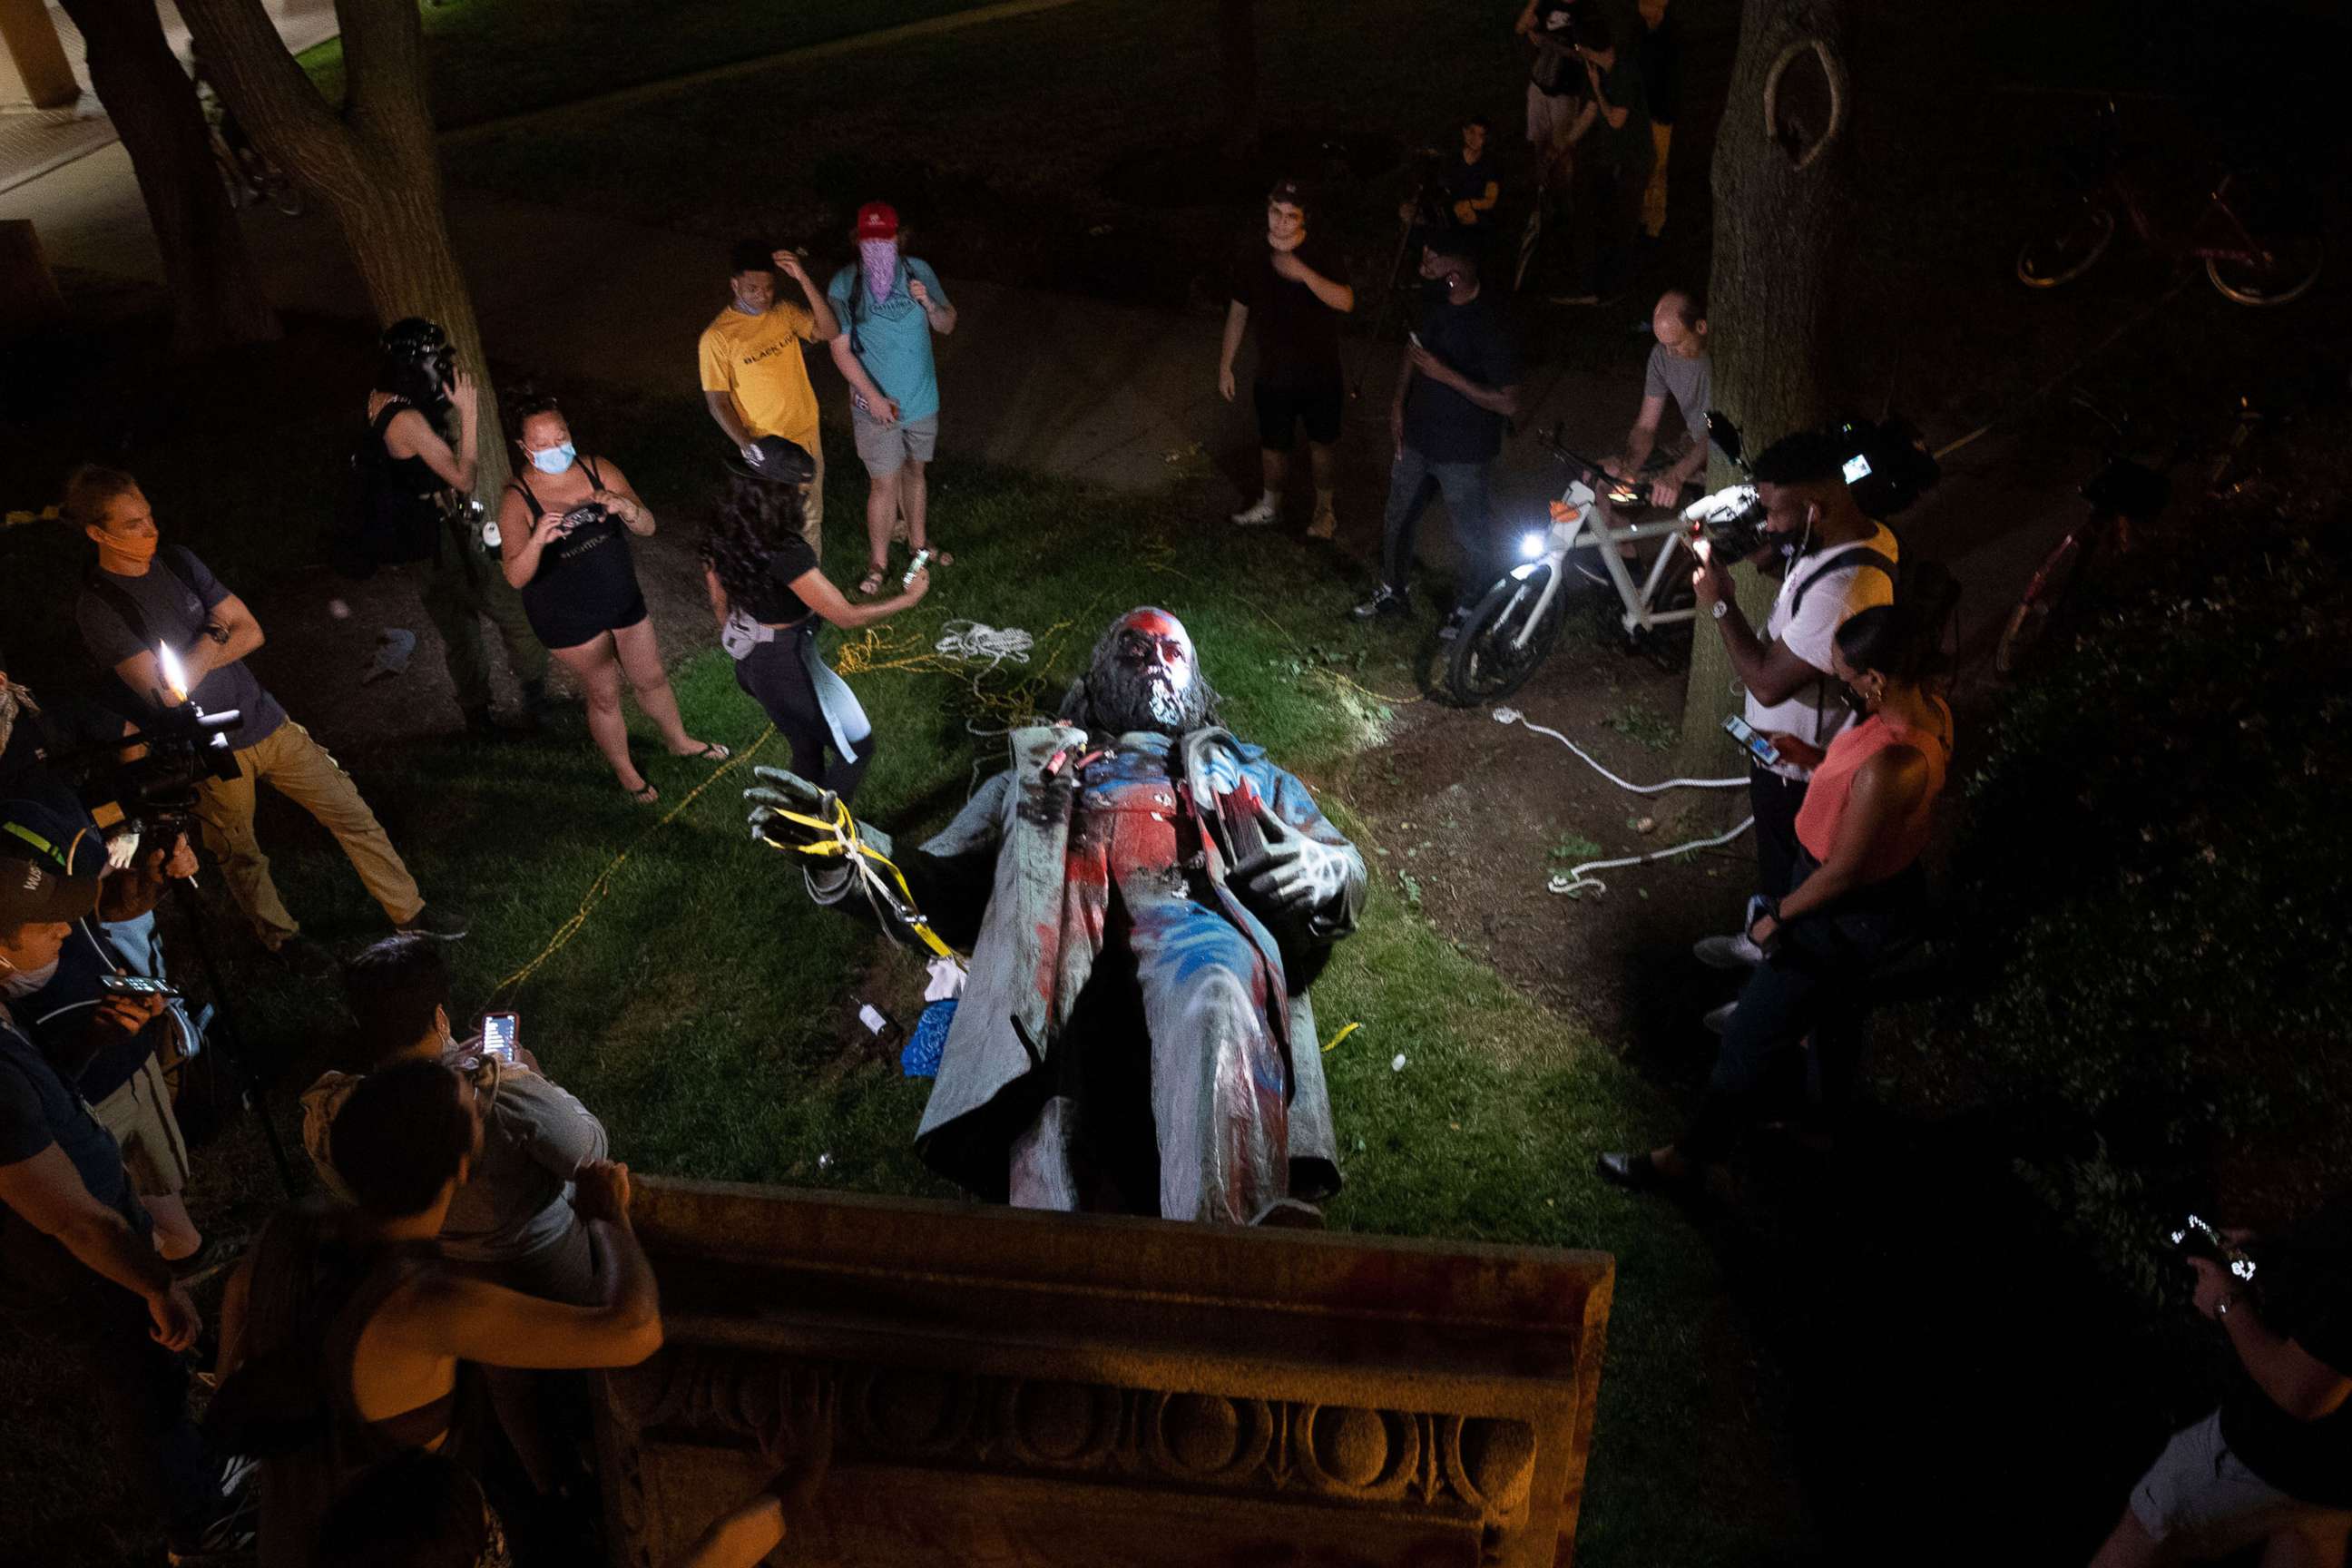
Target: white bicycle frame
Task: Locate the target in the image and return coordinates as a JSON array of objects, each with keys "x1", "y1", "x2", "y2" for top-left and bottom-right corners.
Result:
[{"x1": 1496, "y1": 476, "x2": 1751, "y2": 651}]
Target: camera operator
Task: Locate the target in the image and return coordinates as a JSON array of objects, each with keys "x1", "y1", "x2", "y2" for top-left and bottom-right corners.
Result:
[
  {"x1": 2089, "y1": 1200, "x2": 2352, "y2": 1566},
  {"x1": 0, "y1": 799, "x2": 249, "y2": 1561},
  {"x1": 299, "y1": 935, "x2": 611, "y2": 1494},
  {"x1": 67, "y1": 464, "x2": 466, "y2": 975},
  {"x1": 367, "y1": 318, "x2": 552, "y2": 740},
  {"x1": 1603, "y1": 289, "x2": 1710, "y2": 508},
  {"x1": 1688, "y1": 431, "x2": 1897, "y2": 993}
]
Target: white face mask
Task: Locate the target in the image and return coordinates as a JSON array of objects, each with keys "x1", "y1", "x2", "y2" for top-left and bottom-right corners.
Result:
[{"x1": 2, "y1": 956, "x2": 59, "y2": 997}]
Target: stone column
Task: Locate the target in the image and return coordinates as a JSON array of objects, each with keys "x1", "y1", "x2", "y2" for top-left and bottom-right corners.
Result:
[{"x1": 0, "y1": 0, "x2": 79, "y2": 109}]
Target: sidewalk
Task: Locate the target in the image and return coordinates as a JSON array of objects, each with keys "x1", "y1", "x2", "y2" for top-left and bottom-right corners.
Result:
[{"x1": 0, "y1": 0, "x2": 339, "y2": 194}]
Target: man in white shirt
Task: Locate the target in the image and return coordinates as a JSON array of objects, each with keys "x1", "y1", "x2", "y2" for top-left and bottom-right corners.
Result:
[{"x1": 1690, "y1": 429, "x2": 1896, "y2": 969}]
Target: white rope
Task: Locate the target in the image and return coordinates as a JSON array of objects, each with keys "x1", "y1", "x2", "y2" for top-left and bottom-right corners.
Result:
[
  {"x1": 1546, "y1": 816, "x2": 1756, "y2": 899},
  {"x1": 1489, "y1": 707, "x2": 1753, "y2": 898},
  {"x1": 1490, "y1": 707, "x2": 1747, "y2": 794},
  {"x1": 933, "y1": 621, "x2": 1034, "y2": 671}
]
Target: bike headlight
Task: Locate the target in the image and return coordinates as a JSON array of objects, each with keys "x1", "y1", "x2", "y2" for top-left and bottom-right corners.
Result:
[{"x1": 1519, "y1": 531, "x2": 1547, "y2": 561}]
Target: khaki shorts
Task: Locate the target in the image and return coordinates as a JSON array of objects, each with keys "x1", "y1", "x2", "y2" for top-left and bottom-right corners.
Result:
[
  {"x1": 851, "y1": 409, "x2": 939, "y2": 475},
  {"x1": 92, "y1": 1053, "x2": 191, "y2": 1198}
]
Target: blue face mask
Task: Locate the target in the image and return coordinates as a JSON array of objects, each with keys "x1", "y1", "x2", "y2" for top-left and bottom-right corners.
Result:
[{"x1": 529, "y1": 441, "x2": 576, "y2": 475}]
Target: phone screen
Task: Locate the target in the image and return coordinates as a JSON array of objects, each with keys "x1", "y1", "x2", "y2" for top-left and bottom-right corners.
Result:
[
  {"x1": 100, "y1": 973, "x2": 179, "y2": 999},
  {"x1": 480, "y1": 1011, "x2": 520, "y2": 1064},
  {"x1": 1722, "y1": 715, "x2": 1781, "y2": 767}
]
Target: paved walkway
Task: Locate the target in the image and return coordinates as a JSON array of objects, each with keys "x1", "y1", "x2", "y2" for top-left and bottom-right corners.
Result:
[{"x1": 0, "y1": 0, "x2": 339, "y2": 194}]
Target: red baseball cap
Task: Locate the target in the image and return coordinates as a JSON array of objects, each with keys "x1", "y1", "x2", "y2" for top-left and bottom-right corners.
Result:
[{"x1": 854, "y1": 202, "x2": 899, "y2": 240}]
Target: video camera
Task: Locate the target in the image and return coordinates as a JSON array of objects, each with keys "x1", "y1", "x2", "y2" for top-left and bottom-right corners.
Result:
[
  {"x1": 1685, "y1": 410, "x2": 1943, "y2": 561},
  {"x1": 58, "y1": 700, "x2": 242, "y2": 851}
]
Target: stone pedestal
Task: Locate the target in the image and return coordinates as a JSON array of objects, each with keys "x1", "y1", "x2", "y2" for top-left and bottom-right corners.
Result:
[{"x1": 599, "y1": 1178, "x2": 1614, "y2": 1566}]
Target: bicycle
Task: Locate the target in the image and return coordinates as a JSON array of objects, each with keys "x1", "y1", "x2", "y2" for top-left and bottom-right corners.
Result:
[
  {"x1": 1993, "y1": 393, "x2": 2171, "y2": 678},
  {"x1": 2015, "y1": 100, "x2": 2321, "y2": 307},
  {"x1": 1440, "y1": 426, "x2": 1720, "y2": 704}
]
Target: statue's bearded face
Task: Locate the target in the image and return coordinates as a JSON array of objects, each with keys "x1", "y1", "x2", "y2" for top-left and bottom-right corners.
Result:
[{"x1": 1087, "y1": 609, "x2": 1205, "y2": 735}]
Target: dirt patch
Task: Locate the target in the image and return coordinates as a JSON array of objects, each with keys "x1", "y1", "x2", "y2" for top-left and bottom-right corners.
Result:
[{"x1": 1330, "y1": 591, "x2": 1757, "y2": 1065}]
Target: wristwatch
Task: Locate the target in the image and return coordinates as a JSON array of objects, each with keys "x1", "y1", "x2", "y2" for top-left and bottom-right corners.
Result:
[{"x1": 1710, "y1": 600, "x2": 1730, "y2": 620}]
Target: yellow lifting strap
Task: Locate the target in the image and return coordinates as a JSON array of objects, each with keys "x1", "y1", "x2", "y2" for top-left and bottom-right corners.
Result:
[{"x1": 758, "y1": 792, "x2": 960, "y2": 963}]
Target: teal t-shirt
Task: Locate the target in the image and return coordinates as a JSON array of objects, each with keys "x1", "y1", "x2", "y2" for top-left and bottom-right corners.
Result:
[{"x1": 826, "y1": 258, "x2": 951, "y2": 423}]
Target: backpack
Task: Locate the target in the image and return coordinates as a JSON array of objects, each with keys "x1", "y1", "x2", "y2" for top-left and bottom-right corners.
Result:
[
  {"x1": 330, "y1": 401, "x2": 446, "y2": 581},
  {"x1": 1788, "y1": 534, "x2": 1962, "y2": 691}
]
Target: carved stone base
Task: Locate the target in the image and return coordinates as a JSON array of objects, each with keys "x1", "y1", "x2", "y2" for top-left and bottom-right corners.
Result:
[{"x1": 598, "y1": 1179, "x2": 1613, "y2": 1567}]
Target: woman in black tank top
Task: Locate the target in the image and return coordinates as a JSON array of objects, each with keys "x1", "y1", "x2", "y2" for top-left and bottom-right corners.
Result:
[
  {"x1": 496, "y1": 393, "x2": 729, "y2": 804},
  {"x1": 701, "y1": 472, "x2": 928, "y2": 801}
]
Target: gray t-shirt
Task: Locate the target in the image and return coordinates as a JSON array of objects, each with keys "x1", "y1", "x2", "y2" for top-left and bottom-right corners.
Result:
[
  {"x1": 1643, "y1": 343, "x2": 1711, "y2": 451},
  {"x1": 301, "y1": 1050, "x2": 609, "y2": 1302},
  {"x1": 74, "y1": 546, "x2": 288, "y2": 750}
]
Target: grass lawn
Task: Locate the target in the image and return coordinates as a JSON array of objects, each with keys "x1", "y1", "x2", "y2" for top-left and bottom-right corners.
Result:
[
  {"x1": 0, "y1": 357, "x2": 1808, "y2": 1563},
  {"x1": 296, "y1": 0, "x2": 1012, "y2": 130}
]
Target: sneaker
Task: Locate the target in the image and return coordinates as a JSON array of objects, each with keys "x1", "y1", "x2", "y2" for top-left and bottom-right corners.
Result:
[
  {"x1": 268, "y1": 934, "x2": 338, "y2": 980},
  {"x1": 1436, "y1": 609, "x2": 1469, "y2": 642},
  {"x1": 1702, "y1": 1000, "x2": 1738, "y2": 1035},
  {"x1": 1349, "y1": 586, "x2": 1411, "y2": 621},
  {"x1": 1305, "y1": 505, "x2": 1338, "y2": 541},
  {"x1": 1230, "y1": 495, "x2": 1280, "y2": 527},
  {"x1": 397, "y1": 904, "x2": 469, "y2": 941},
  {"x1": 1693, "y1": 932, "x2": 1766, "y2": 969}
]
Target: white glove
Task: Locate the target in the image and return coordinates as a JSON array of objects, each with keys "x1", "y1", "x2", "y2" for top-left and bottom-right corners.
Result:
[{"x1": 1236, "y1": 805, "x2": 1350, "y2": 916}]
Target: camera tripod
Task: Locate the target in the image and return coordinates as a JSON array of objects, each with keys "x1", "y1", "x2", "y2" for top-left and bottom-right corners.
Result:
[{"x1": 159, "y1": 858, "x2": 298, "y2": 1198}]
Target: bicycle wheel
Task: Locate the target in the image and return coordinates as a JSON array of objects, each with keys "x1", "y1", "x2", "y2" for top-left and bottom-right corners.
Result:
[
  {"x1": 1994, "y1": 532, "x2": 2085, "y2": 678},
  {"x1": 1443, "y1": 564, "x2": 1564, "y2": 705},
  {"x1": 2207, "y1": 235, "x2": 2322, "y2": 306},
  {"x1": 2016, "y1": 201, "x2": 2115, "y2": 289}
]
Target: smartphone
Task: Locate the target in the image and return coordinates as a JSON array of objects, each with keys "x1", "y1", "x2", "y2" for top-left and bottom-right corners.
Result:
[
  {"x1": 480, "y1": 1010, "x2": 520, "y2": 1065},
  {"x1": 100, "y1": 973, "x2": 181, "y2": 1001},
  {"x1": 1722, "y1": 714, "x2": 1782, "y2": 768}
]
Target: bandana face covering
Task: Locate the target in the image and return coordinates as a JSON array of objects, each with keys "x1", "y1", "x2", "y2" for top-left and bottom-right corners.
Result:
[{"x1": 859, "y1": 239, "x2": 899, "y2": 304}]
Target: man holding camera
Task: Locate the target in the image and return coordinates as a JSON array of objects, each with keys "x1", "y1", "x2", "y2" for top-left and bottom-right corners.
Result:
[
  {"x1": 701, "y1": 239, "x2": 843, "y2": 554},
  {"x1": 2090, "y1": 1203, "x2": 2352, "y2": 1566},
  {"x1": 1690, "y1": 432, "x2": 1896, "y2": 983},
  {"x1": 68, "y1": 465, "x2": 463, "y2": 975},
  {"x1": 0, "y1": 799, "x2": 248, "y2": 1562}
]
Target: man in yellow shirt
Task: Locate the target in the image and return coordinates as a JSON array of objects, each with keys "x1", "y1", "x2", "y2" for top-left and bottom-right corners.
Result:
[{"x1": 700, "y1": 239, "x2": 842, "y2": 552}]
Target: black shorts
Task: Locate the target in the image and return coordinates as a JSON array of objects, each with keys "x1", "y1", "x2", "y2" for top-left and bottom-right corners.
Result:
[{"x1": 1253, "y1": 378, "x2": 1344, "y2": 452}]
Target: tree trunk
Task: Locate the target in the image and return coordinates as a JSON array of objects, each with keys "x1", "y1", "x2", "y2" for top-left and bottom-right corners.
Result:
[
  {"x1": 1669, "y1": 0, "x2": 1857, "y2": 790},
  {"x1": 175, "y1": 0, "x2": 510, "y2": 500},
  {"x1": 57, "y1": 0, "x2": 279, "y2": 355},
  {"x1": 1215, "y1": 0, "x2": 1259, "y2": 162}
]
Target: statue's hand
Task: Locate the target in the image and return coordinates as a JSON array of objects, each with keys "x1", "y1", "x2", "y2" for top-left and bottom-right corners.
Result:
[
  {"x1": 746, "y1": 765, "x2": 838, "y2": 854},
  {"x1": 1236, "y1": 805, "x2": 1351, "y2": 916}
]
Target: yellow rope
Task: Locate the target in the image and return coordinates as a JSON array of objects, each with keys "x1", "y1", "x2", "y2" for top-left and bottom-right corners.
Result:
[
  {"x1": 4, "y1": 505, "x2": 62, "y2": 528},
  {"x1": 754, "y1": 790, "x2": 961, "y2": 962},
  {"x1": 1321, "y1": 1021, "x2": 1363, "y2": 1054},
  {"x1": 487, "y1": 728, "x2": 776, "y2": 1002}
]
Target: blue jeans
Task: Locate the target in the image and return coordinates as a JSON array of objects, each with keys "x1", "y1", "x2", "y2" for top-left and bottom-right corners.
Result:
[{"x1": 1378, "y1": 446, "x2": 1495, "y2": 606}]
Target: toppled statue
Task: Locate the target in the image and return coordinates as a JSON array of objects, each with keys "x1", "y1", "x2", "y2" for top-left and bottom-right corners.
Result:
[{"x1": 748, "y1": 606, "x2": 1365, "y2": 1225}]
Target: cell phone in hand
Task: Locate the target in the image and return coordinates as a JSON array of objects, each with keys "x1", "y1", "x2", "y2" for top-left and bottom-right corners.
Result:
[
  {"x1": 480, "y1": 1010, "x2": 520, "y2": 1065},
  {"x1": 1722, "y1": 714, "x2": 1782, "y2": 769},
  {"x1": 100, "y1": 973, "x2": 181, "y2": 1001}
]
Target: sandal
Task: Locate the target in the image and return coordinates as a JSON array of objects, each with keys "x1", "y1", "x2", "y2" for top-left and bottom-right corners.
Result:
[
  {"x1": 858, "y1": 566, "x2": 887, "y2": 597},
  {"x1": 677, "y1": 741, "x2": 731, "y2": 763},
  {"x1": 624, "y1": 779, "x2": 659, "y2": 805}
]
